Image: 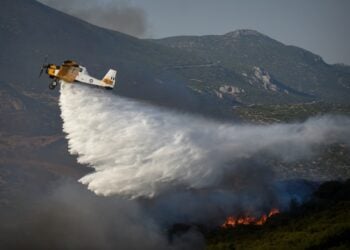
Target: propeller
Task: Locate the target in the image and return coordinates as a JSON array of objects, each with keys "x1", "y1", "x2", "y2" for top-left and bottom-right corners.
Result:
[{"x1": 39, "y1": 55, "x2": 49, "y2": 77}]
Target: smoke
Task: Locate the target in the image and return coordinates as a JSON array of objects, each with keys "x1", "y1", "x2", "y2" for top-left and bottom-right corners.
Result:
[
  {"x1": 59, "y1": 84, "x2": 350, "y2": 199},
  {"x1": 0, "y1": 180, "x2": 203, "y2": 250},
  {"x1": 38, "y1": 0, "x2": 148, "y2": 37}
]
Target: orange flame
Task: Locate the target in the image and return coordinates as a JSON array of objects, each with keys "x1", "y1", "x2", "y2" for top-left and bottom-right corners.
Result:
[
  {"x1": 268, "y1": 208, "x2": 280, "y2": 217},
  {"x1": 221, "y1": 208, "x2": 279, "y2": 228}
]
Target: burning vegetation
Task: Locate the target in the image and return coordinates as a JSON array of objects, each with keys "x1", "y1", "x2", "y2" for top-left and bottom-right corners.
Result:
[
  {"x1": 208, "y1": 180, "x2": 350, "y2": 250},
  {"x1": 221, "y1": 208, "x2": 280, "y2": 228}
]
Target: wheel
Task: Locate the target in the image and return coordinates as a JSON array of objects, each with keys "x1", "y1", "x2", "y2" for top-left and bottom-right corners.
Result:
[
  {"x1": 49, "y1": 83, "x2": 55, "y2": 90},
  {"x1": 49, "y1": 81, "x2": 57, "y2": 90}
]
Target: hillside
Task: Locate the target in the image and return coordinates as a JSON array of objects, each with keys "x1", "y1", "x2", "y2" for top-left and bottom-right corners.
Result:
[
  {"x1": 1, "y1": 0, "x2": 349, "y2": 197},
  {"x1": 1, "y1": 2, "x2": 350, "y2": 249},
  {"x1": 0, "y1": 0, "x2": 235, "y2": 190},
  {"x1": 152, "y1": 30, "x2": 350, "y2": 104},
  {"x1": 2, "y1": 1, "x2": 350, "y2": 140},
  {"x1": 1, "y1": 0, "x2": 225, "y2": 120},
  {"x1": 0, "y1": 1, "x2": 250, "y2": 229}
]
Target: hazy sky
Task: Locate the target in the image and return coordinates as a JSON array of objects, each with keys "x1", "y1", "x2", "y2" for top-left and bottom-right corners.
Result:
[{"x1": 39, "y1": 0, "x2": 350, "y2": 64}]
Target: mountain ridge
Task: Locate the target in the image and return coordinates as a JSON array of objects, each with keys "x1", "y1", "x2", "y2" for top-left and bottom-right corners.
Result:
[
  {"x1": 1, "y1": 0, "x2": 349, "y2": 140},
  {"x1": 1, "y1": 2, "x2": 350, "y2": 249},
  {"x1": 151, "y1": 29, "x2": 350, "y2": 103}
]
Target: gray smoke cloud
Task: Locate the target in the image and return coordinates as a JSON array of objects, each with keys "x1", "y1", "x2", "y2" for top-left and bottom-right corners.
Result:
[
  {"x1": 38, "y1": 0, "x2": 148, "y2": 37},
  {"x1": 59, "y1": 84, "x2": 350, "y2": 199},
  {"x1": 0, "y1": 180, "x2": 204, "y2": 250}
]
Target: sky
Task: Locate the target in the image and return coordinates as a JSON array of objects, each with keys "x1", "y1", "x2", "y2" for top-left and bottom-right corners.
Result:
[{"x1": 38, "y1": 0, "x2": 350, "y2": 65}]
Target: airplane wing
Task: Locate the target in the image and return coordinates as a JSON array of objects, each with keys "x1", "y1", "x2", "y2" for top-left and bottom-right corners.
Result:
[{"x1": 56, "y1": 65, "x2": 80, "y2": 82}]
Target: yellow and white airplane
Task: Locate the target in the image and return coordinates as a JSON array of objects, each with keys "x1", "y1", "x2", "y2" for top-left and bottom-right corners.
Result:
[{"x1": 39, "y1": 59, "x2": 117, "y2": 90}]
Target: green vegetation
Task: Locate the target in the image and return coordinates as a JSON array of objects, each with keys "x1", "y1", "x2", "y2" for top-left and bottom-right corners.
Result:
[
  {"x1": 206, "y1": 180, "x2": 350, "y2": 250},
  {"x1": 234, "y1": 102, "x2": 350, "y2": 124}
]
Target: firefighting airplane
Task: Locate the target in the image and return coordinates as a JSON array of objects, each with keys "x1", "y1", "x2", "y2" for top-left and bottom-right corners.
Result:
[{"x1": 39, "y1": 59, "x2": 117, "y2": 90}]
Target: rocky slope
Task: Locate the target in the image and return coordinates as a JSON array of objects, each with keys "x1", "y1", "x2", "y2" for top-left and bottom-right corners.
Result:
[{"x1": 152, "y1": 29, "x2": 350, "y2": 104}]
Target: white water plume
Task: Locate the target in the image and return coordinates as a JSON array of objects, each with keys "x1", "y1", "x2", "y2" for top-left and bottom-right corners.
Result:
[{"x1": 59, "y1": 84, "x2": 350, "y2": 198}]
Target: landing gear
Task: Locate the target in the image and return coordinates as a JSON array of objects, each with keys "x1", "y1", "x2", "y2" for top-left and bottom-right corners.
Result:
[{"x1": 49, "y1": 80, "x2": 58, "y2": 90}]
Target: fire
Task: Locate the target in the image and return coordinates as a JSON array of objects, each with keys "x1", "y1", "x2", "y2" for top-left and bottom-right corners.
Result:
[
  {"x1": 268, "y1": 208, "x2": 280, "y2": 217},
  {"x1": 221, "y1": 208, "x2": 280, "y2": 228}
]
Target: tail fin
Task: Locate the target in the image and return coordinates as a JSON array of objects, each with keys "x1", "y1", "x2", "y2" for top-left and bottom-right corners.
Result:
[{"x1": 102, "y1": 69, "x2": 117, "y2": 89}]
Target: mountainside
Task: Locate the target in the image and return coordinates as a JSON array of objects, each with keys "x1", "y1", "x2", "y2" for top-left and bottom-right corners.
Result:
[
  {"x1": 2, "y1": 1, "x2": 349, "y2": 139},
  {"x1": 1, "y1": 2, "x2": 350, "y2": 249},
  {"x1": 152, "y1": 30, "x2": 350, "y2": 104},
  {"x1": 0, "y1": 0, "x2": 240, "y2": 216},
  {"x1": 2, "y1": 0, "x2": 249, "y2": 138},
  {"x1": 1, "y1": 1, "x2": 349, "y2": 178},
  {"x1": 0, "y1": 0, "x2": 349, "y2": 176},
  {"x1": 0, "y1": 0, "x2": 219, "y2": 117}
]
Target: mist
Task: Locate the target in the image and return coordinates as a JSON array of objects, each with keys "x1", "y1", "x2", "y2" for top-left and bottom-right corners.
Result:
[
  {"x1": 0, "y1": 179, "x2": 204, "y2": 250},
  {"x1": 59, "y1": 84, "x2": 350, "y2": 199},
  {"x1": 38, "y1": 0, "x2": 148, "y2": 37}
]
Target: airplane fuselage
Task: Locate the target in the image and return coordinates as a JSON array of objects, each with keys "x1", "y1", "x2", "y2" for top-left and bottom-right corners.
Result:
[{"x1": 47, "y1": 63, "x2": 116, "y2": 89}]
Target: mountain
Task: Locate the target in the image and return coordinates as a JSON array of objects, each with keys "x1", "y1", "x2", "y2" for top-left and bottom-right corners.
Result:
[
  {"x1": 3, "y1": 0, "x2": 254, "y2": 139},
  {"x1": 0, "y1": 0, "x2": 237, "y2": 214},
  {"x1": 0, "y1": 0, "x2": 348, "y2": 171},
  {"x1": 1, "y1": 0, "x2": 349, "y2": 199},
  {"x1": 1, "y1": 1, "x2": 350, "y2": 248},
  {"x1": 152, "y1": 29, "x2": 350, "y2": 104},
  {"x1": 1, "y1": 0, "x2": 223, "y2": 118},
  {"x1": 2, "y1": 1, "x2": 350, "y2": 138},
  {"x1": 1, "y1": 0, "x2": 349, "y2": 173}
]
